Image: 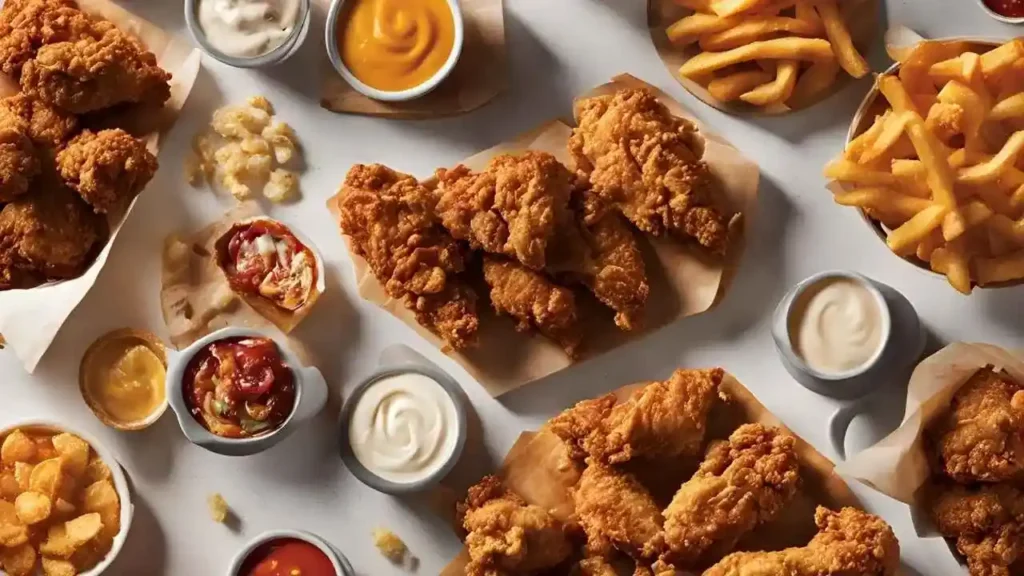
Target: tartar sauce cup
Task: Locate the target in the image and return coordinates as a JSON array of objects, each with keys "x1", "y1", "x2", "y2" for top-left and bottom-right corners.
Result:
[
  {"x1": 184, "y1": 0, "x2": 312, "y2": 68},
  {"x1": 227, "y1": 530, "x2": 354, "y2": 576}
]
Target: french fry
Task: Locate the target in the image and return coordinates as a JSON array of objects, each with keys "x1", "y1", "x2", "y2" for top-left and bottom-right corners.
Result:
[
  {"x1": 980, "y1": 39, "x2": 1024, "y2": 78},
  {"x1": 673, "y1": 0, "x2": 713, "y2": 10},
  {"x1": 861, "y1": 111, "x2": 912, "y2": 165},
  {"x1": 905, "y1": 114, "x2": 961, "y2": 224},
  {"x1": 788, "y1": 58, "x2": 839, "y2": 108},
  {"x1": 916, "y1": 230, "x2": 944, "y2": 261},
  {"x1": 957, "y1": 130, "x2": 1024, "y2": 185},
  {"x1": 710, "y1": 0, "x2": 767, "y2": 17},
  {"x1": 988, "y1": 213, "x2": 1024, "y2": 244},
  {"x1": 844, "y1": 111, "x2": 890, "y2": 161},
  {"x1": 886, "y1": 204, "x2": 948, "y2": 255},
  {"x1": 1012, "y1": 182, "x2": 1024, "y2": 210},
  {"x1": 815, "y1": 0, "x2": 869, "y2": 78},
  {"x1": 990, "y1": 93, "x2": 1024, "y2": 121},
  {"x1": 878, "y1": 74, "x2": 920, "y2": 115},
  {"x1": 740, "y1": 60, "x2": 799, "y2": 106},
  {"x1": 698, "y1": 17, "x2": 821, "y2": 51},
  {"x1": 794, "y1": 0, "x2": 819, "y2": 25},
  {"x1": 824, "y1": 159, "x2": 897, "y2": 186},
  {"x1": 678, "y1": 37, "x2": 834, "y2": 78},
  {"x1": 707, "y1": 69, "x2": 775, "y2": 101},
  {"x1": 890, "y1": 159, "x2": 932, "y2": 197},
  {"x1": 942, "y1": 200, "x2": 992, "y2": 241},
  {"x1": 976, "y1": 249, "x2": 1024, "y2": 285},
  {"x1": 931, "y1": 241, "x2": 972, "y2": 293},
  {"x1": 667, "y1": 13, "x2": 738, "y2": 45},
  {"x1": 834, "y1": 187, "x2": 934, "y2": 219}
]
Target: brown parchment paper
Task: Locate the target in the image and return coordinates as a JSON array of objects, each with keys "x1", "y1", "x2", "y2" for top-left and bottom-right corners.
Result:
[
  {"x1": 440, "y1": 372, "x2": 870, "y2": 576},
  {"x1": 326, "y1": 74, "x2": 759, "y2": 397},
  {"x1": 317, "y1": 0, "x2": 506, "y2": 118},
  {"x1": 647, "y1": 0, "x2": 879, "y2": 115},
  {"x1": 0, "y1": 0, "x2": 201, "y2": 372}
]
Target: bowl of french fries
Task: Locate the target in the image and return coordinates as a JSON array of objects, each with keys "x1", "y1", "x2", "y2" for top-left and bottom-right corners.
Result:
[
  {"x1": 650, "y1": 0, "x2": 877, "y2": 114},
  {"x1": 826, "y1": 36, "x2": 1024, "y2": 294}
]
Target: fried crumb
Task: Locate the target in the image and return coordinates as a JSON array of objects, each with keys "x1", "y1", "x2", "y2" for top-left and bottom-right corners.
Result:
[
  {"x1": 262, "y1": 122, "x2": 297, "y2": 164},
  {"x1": 264, "y1": 169, "x2": 298, "y2": 203},
  {"x1": 247, "y1": 95, "x2": 274, "y2": 115},
  {"x1": 372, "y1": 527, "x2": 408, "y2": 563},
  {"x1": 207, "y1": 493, "x2": 228, "y2": 523}
]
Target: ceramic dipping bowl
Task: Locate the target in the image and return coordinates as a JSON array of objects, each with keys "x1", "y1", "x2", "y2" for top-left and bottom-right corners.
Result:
[
  {"x1": 227, "y1": 529, "x2": 354, "y2": 575},
  {"x1": 185, "y1": 0, "x2": 311, "y2": 68}
]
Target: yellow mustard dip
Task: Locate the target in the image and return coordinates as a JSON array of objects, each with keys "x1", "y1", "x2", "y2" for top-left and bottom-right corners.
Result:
[
  {"x1": 84, "y1": 341, "x2": 166, "y2": 425},
  {"x1": 339, "y1": 0, "x2": 456, "y2": 92}
]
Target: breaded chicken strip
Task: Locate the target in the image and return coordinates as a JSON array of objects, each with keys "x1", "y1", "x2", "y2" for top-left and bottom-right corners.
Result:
[
  {"x1": 482, "y1": 256, "x2": 582, "y2": 358},
  {"x1": 337, "y1": 164, "x2": 479, "y2": 350},
  {"x1": 548, "y1": 368, "x2": 723, "y2": 465},
  {"x1": 956, "y1": 524, "x2": 1023, "y2": 576},
  {"x1": 457, "y1": 475, "x2": 572, "y2": 576},
  {"x1": 929, "y1": 369, "x2": 1024, "y2": 483},
  {"x1": 569, "y1": 88, "x2": 731, "y2": 254},
  {"x1": 56, "y1": 129, "x2": 157, "y2": 213},
  {"x1": 702, "y1": 506, "x2": 900, "y2": 576},
  {"x1": 929, "y1": 483, "x2": 1024, "y2": 576},
  {"x1": 661, "y1": 424, "x2": 800, "y2": 567},
  {"x1": 574, "y1": 460, "x2": 664, "y2": 560},
  {"x1": 0, "y1": 109, "x2": 39, "y2": 202},
  {"x1": 0, "y1": 93, "x2": 78, "y2": 147},
  {"x1": 435, "y1": 151, "x2": 576, "y2": 271},
  {"x1": 0, "y1": 0, "x2": 114, "y2": 77}
]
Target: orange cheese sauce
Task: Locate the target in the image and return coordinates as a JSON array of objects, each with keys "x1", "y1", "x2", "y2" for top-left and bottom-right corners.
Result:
[{"x1": 338, "y1": 0, "x2": 455, "y2": 92}]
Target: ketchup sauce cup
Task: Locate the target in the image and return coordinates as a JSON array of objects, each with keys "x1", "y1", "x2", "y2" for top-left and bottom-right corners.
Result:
[
  {"x1": 228, "y1": 530, "x2": 354, "y2": 576},
  {"x1": 165, "y1": 327, "x2": 328, "y2": 457},
  {"x1": 976, "y1": 0, "x2": 1024, "y2": 24}
]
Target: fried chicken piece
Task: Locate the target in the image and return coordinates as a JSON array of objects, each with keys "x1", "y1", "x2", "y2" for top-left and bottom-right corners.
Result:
[
  {"x1": 56, "y1": 129, "x2": 157, "y2": 213},
  {"x1": 661, "y1": 423, "x2": 801, "y2": 567},
  {"x1": 956, "y1": 524, "x2": 1023, "y2": 576},
  {"x1": 0, "y1": 0, "x2": 114, "y2": 78},
  {"x1": 569, "y1": 88, "x2": 730, "y2": 254},
  {"x1": 457, "y1": 475, "x2": 572, "y2": 576},
  {"x1": 21, "y1": 28, "x2": 171, "y2": 114},
  {"x1": 702, "y1": 506, "x2": 901, "y2": 576},
  {"x1": 930, "y1": 369, "x2": 1024, "y2": 483},
  {"x1": 0, "y1": 109, "x2": 39, "y2": 202},
  {"x1": 928, "y1": 483, "x2": 1024, "y2": 576},
  {"x1": 435, "y1": 151, "x2": 576, "y2": 271},
  {"x1": 337, "y1": 164, "x2": 479, "y2": 350},
  {"x1": 0, "y1": 93, "x2": 78, "y2": 147},
  {"x1": 548, "y1": 368, "x2": 723, "y2": 465},
  {"x1": 574, "y1": 460, "x2": 664, "y2": 560},
  {"x1": 482, "y1": 256, "x2": 582, "y2": 358}
]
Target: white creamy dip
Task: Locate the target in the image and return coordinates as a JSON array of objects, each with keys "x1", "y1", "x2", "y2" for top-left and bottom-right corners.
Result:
[
  {"x1": 198, "y1": 0, "x2": 301, "y2": 59},
  {"x1": 349, "y1": 372, "x2": 459, "y2": 484},
  {"x1": 788, "y1": 277, "x2": 885, "y2": 375}
]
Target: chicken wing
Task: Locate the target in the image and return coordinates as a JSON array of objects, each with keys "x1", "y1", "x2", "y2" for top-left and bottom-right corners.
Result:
[
  {"x1": 573, "y1": 460, "x2": 664, "y2": 560},
  {"x1": 434, "y1": 151, "x2": 576, "y2": 271},
  {"x1": 548, "y1": 368, "x2": 723, "y2": 465},
  {"x1": 457, "y1": 475, "x2": 573, "y2": 576},
  {"x1": 569, "y1": 88, "x2": 731, "y2": 255},
  {"x1": 0, "y1": 108, "x2": 39, "y2": 202},
  {"x1": 929, "y1": 369, "x2": 1024, "y2": 483},
  {"x1": 482, "y1": 256, "x2": 582, "y2": 358},
  {"x1": 56, "y1": 129, "x2": 157, "y2": 213},
  {"x1": 337, "y1": 163, "x2": 479, "y2": 350},
  {"x1": 661, "y1": 423, "x2": 800, "y2": 567},
  {"x1": 0, "y1": 93, "x2": 78, "y2": 147},
  {"x1": 702, "y1": 506, "x2": 900, "y2": 576},
  {"x1": 0, "y1": 0, "x2": 114, "y2": 78}
]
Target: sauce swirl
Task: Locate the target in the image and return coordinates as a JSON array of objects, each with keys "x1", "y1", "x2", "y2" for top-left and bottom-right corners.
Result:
[
  {"x1": 788, "y1": 277, "x2": 884, "y2": 375},
  {"x1": 198, "y1": 0, "x2": 301, "y2": 59}
]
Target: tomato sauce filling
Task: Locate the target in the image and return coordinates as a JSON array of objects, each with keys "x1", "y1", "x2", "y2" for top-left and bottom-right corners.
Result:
[
  {"x1": 984, "y1": 0, "x2": 1024, "y2": 17},
  {"x1": 238, "y1": 538, "x2": 336, "y2": 576},
  {"x1": 220, "y1": 219, "x2": 317, "y2": 312}
]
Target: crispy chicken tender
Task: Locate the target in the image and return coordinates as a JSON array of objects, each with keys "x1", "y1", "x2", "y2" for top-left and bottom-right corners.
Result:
[
  {"x1": 0, "y1": 0, "x2": 115, "y2": 77},
  {"x1": 956, "y1": 524, "x2": 1023, "y2": 576},
  {"x1": 702, "y1": 506, "x2": 901, "y2": 576},
  {"x1": 573, "y1": 460, "x2": 664, "y2": 560},
  {"x1": 928, "y1": 483, "x2": 1024, "y2": 576},
  {"x1": 21, "y1": 28, "x2": 171, "y2": 114},
  {"x1": 661, "y1": 423, "x2": 800, "y2": 567},
  {"x1": 0, "y1": 94, "x2": 78, "y2": 147},
  {"x1": 930, "y1": 369, "x2": 1024, "y2": 483},
  {"x1": 0, "y1": 110, "x2": 39, "y2": 202},
  {"x1": 56, "y1": 129, "x2": 157, "y2": 213},
  {"x1": 337, "y1": 164, "x2": 479, "y2": 350},
  {"x1": 569, "y1": 88, "x2": 731, "y2": 255},
  {"x1": 548, "y1": 368, "x2": 723, "y2": 465},
  {"x1": 457, "y1": 475, "x2": 572, "y2": 576},
  {"x1": 434, "y1": 151, "x2": 576, "y2": 271},
  {"x1": 482, "y1": 256, "x2": 582, "y2": 358}
]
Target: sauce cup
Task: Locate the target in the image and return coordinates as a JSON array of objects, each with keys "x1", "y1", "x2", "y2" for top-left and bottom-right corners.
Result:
[
  {"x1": 184, "y1": 0, "x2": 312, "y2": 68},
  {"x1": 325, "y1": 0, "x2": 465, "y2": 102},
  {"x1": 227, "y1": 529, "x2": 354, "y2": 575},
  {"x1": 165, "y1": 327, "x2": 328, "y2": 457},
  {"x1": 975, "y1": 0, "x2": 1024, "y2": 24}
]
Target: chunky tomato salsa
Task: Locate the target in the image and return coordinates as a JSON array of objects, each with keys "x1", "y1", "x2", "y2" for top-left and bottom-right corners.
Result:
[
  {"x1": 183, "y1": 337, "x2": 296, "y2": 438},
  {"x1": 219, "y1": 219, "x2": 317, "y2": 312},
  {"x1": 238, "y1": 538, "x2": 336, "y2": 576}
]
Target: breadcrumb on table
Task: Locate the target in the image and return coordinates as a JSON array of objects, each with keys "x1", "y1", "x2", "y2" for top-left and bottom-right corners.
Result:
[
  {"x1": 372, "y1": 527, "x2": 408, "y2": 563},
  {"x1": 207, "y1": 493, "x2": 228, "y2": 523}
]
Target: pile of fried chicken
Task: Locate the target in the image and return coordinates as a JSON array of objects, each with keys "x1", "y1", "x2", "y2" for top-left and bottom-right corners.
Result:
[
  {"x1": 926, "y1": 368, "x2": 1024, "y2": 576},
  {"x1": 335, "y1": 89, "x2": 736, "y2": 356},
  {"x1": 0, "y1": 0, "x2": 169, "y2": 290},
  {"x1": 456, "y1": 368, "x2": 901, "y2": 576}
]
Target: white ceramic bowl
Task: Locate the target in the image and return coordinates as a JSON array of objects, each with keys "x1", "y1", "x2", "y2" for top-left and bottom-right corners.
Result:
[
  {"x1": 184, "y1": 0, "x2": 312, "y2": 68},
  {"x1": 226, "y1": 530, "x2": 354, "y2": 575},
  {"x1": 975, "y1": 0, "x2": 1024, "y2": 24},
  {"x1": 165, "y1": 327, "x2": 328, "y2": 457},
  {"x1": 0, "y1": 420, "x2": 134, "y2": 576},
  {"x1": 325, "y1": 0, "x2": 465, "y2": 102}
]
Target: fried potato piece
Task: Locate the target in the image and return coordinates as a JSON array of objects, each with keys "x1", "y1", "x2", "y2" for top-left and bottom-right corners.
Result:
[
  {"x1": 41, "y1": 557, "x2": 76, "y2": 576},
  {"x1": 0, "y1": 500, "x2": 29, "y2": 547},
  {"x1": 28, "y1": 458, "x2": 63, "y2": 498},
  {"x1": 65, "y1": 512, "x2": 101, "y2": 544},
  {"x1": 14, "y1": 491, "x2": 52, "y2": 525},
  {"x1": 2, "y1": 430, "x2": 36, "y2": 464},
  {"x1": 51, "y1": 433, "x2": 89, "y2": 478},
  {"x1": 0, "y1": 543, "x2": 36, "y2": 576}
]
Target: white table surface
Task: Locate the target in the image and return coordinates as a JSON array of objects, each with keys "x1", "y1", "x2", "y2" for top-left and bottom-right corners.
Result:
[{"x1": 3, "y1": 0, "x2": 1023, "y2": 574}]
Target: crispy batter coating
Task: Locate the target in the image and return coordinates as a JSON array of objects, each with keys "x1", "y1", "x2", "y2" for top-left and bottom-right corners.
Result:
[
  {"x1": 0, "y1": 93, "x2": 78, "y2": 147},
  {"x1": 482, "y1": 256, "x2": 582, "y2": 358},
  {"x1": 0, "y1": 0, "x2": 115, "y2": 77},
  {"x1": 661, "y1": 423, "x2": 801, "y2": 567},
  {"x1": 956, "y1": 524, "x2": 1023, "y2": 576},
  {"x1": 573, "y1": 460, "x2": 664, "y2": 560},
  {"x1": 569, "y1": 88, "x2": 731, "y2": 254},
  {"x1": 56, "y1": 129, "x2": 157, "y2": 213},
  {"x1": 548, "y1": 368, "x2": 723, "y2": 465},
  {"x1": 930, "y1": 369, "x2": 1024, "y2": 483},
  {"x1": 337, "y1": 164, "x2": 479, "y2": 350},
  {"x1": 434, "y1": 151, "x2": 576, "y2": 271},
  {"x1": 0, "y1": 109, "x2": 39, "y2": 202},
  {"x1": 702, "y1": 506, "x2": 900, "y2": 576},
  {"x1": 928, "y1": 483, "x2": 1024, "y2": 576},
  {"x1": 457, "y1": 475, "x2": 572, "y2": 576}
]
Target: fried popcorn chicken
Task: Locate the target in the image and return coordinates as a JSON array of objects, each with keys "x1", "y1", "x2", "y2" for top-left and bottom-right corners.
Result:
[
  {"x1": 0, "y1": 94, "x2": 78, "y2": 147},
  {"x1": 661, "y1": 423, "x2": 801, "y2": 567},
  {"x1": 0, "y1": 0, "x2": 115, "y2": 78},
  {"x1": 457, "y1": 475, "x2": 572, "y2": 576},
  {"x1": 573, "y1": 460, "x2": 664, "y2": 560},
  {"x1": 702, "y1": 506, "x2": 900, "y2": 576},
  {"x1": 337, "y1": 164, "x2": 479, "y2": 350},
  {"x1": 0, "y1": 110, "x2": 39, "y2": 202},
  {"x1": 548, "y1": 368, "x2": 723, "y2": 465},
  {"x1": 56, "y1": 129, "x2": 156, "y2": 213},
  {"x1": 482, "y1": 256, "x2": 582, "y2": 358},
  {"x1": 569, "y1": 88, "x2": 731, "y2": 255}
]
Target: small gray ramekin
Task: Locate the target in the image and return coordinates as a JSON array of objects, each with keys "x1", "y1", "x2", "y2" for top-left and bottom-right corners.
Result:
[
  {"x1": 227, "y1": 530, "x2": 354, "y2": 575},
  {"x1": 185, "y1": 0, "x2": 311, "y2": 68}
]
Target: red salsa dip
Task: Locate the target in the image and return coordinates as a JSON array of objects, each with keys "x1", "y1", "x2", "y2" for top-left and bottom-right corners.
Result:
[
  {"x1": 183, "y1": 336, "x2": 296, "y2": 438},
  {"x1": 238, "y1": 538, "x2": 336, "y2": 576},
  {"x1": 984, "y1": 0, "x2": 1024, "y2": 17},
  {"x1": 218, "y1": 219, "x2": 318, "y2": 312}
]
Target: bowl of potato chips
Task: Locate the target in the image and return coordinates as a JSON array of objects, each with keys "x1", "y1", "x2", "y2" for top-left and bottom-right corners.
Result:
[
  {"x1": 826, "y1": 36, "x2": 1024, "y2": 294},
  {"x1": 0, "y1": 422, "x2": 131, "y2": 576}
]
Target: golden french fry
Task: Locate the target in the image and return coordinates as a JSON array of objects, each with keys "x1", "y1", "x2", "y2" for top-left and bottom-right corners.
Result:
[
  {"x1": 861, "y1": 111, "x2": 912, "y2": 165},
  {"x1": 890, "y1": 159, "x2": 932, "y2": 197},
  {"x1": 710, "y1": 0, "x2": 766, "y2": 16},
  {"x1": 980, "y1": 39, "x2": 1024, "y2": 78},
  {"x1": 905, "y1": 114, "x2": 961, "y2": 224},
  {"x1": 740, "y1": 59, "x2": 799, "y2": 106},
  {"x1": 674, "y1": 0, "x2": 713, "y2": 10},
  {"x1": 816, "y1": 0, "x2": 869, "y2": 78},
  {"x1": 678, "y1": 37, "x2": 833, "y2": 78},
  {"x1": 916, "y1": 230, "x2": 944, "y2": 261},
  {"x1": 707, "y1": 69, "x2": 775, "y2": 101},
  {"x1": 886, "y1": 204, "x2": 948, "y2": 254},
  {"x1": 788, "y1": 58, "x2": 839, "y2": 108},
  {"x1": 988, "y1": 213, "x2": 1024, "y2": 244},
  {"x1": 667, "y1": 13, "x2": 737, "y2": 45},
  {"x1": 931, "y1": 242, "x2": 973, "y2": 293},
  {"x1": 834, "y1": 187, "x2": 934, "y2": 218},
  {"x1": 823, "y1": 159, "x2": 897, "y2": 186},
  {"x1": 845, "y1": 111, "x2": 890, "y2": 161},
  {"x1": 990, "y1": 93, "x2": 1024, "y2": 121},
  {"x1": 957, "y1": 130, "x2": 1024, "y2": 185},
  {"x1": 878, "y1": 74, "x2": 920, "y2": 115},
  {"x1": 698, "y1": 16, "x2": 820, "y2": 51},
  {"x1": 794, "y1": 0, "x2": 818, "y2": 25},
  {"x1": 942, "y1": 200, "x2": 992, "y2": 241},
  {"x1": 902, "y1": 40, "x2": 974, "y2": 89},
  {"x1": 976, "y1": 249, "x2": 1024, "y2": 285},
  {"x1": 1012, "y1": 182, "x2": 1024, "y2": 210}
]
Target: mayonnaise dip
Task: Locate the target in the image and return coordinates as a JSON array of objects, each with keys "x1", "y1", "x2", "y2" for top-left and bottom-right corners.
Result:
[
  {"x1": 348, "y1": 372, "x2": 459, "y2": 484},
  {"x1": 788, "y1": 277, "x2": 885, "y2": 375},
  {"x1": 198, "y1": 0, "x2": 301, "y2": 59}
]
